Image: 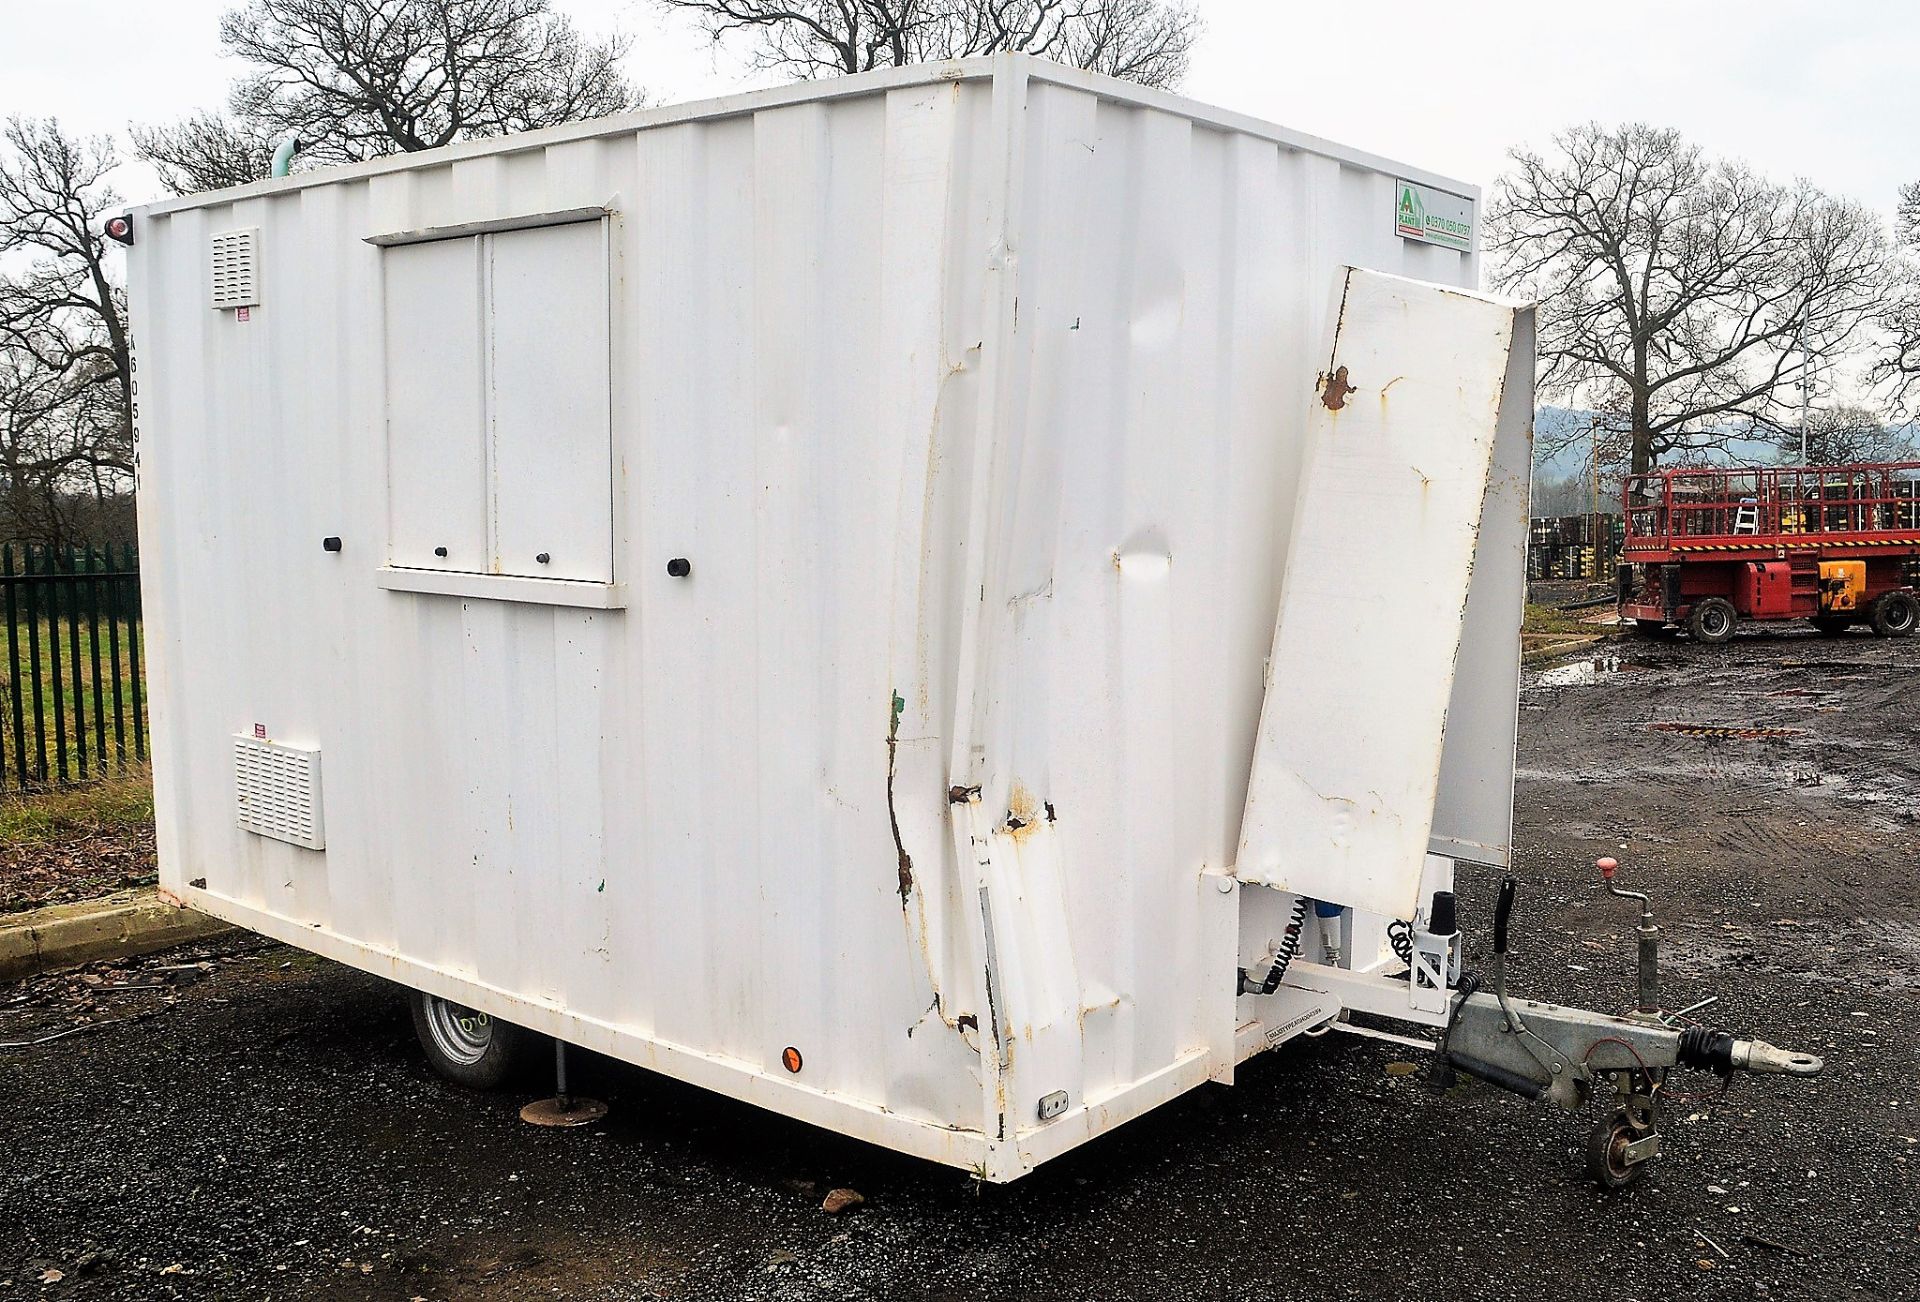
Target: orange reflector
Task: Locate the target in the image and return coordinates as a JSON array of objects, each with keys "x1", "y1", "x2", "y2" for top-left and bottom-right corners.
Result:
[{"x1": 781, "y1": 1046, "x2": 803, "y2": 1073}]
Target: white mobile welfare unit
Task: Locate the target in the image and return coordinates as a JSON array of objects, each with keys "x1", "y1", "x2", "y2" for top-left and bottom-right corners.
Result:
[{"x1": 130, "y1": 56, "x2": 1818, "y2": 1186}]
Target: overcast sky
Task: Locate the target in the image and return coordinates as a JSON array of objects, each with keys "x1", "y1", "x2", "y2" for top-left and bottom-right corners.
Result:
[{"x1": 2, "y1": 0, "x2": 1914, "y2": 217}]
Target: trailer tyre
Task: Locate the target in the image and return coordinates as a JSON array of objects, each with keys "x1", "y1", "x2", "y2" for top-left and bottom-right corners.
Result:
[
  {"x1": 1686, "y1": 597, "x2": 1737, "y2": 645},
  {"x1": 1869, "y1": 590, "x2": 1918, "y2": 638},
  {"x1": 410, "y1": 990, "x2": 537, "y2": 1090}
]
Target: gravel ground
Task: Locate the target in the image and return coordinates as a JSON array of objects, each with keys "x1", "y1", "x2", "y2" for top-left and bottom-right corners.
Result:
[{"x1": 2, "y1": 626, "x2": 1916, "y2": 1300}]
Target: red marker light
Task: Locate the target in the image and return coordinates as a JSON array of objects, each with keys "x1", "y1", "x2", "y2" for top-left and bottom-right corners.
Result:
[
  {"x1": 781, "y1": 1046, "x2": 803, "y2": 1073},
  {"x1": 104, "y1": 214, "x2": 133, "y2": 246}
]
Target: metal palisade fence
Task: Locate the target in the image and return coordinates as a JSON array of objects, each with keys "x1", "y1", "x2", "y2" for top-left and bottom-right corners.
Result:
[{"x1": 0, "y1": 544, "x2": 144, "y2": 789}]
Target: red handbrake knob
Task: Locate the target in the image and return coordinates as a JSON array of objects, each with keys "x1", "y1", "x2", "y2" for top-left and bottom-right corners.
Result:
[{"x1": 1596, "y1": 857, "x2": 1618, "y2": 880}]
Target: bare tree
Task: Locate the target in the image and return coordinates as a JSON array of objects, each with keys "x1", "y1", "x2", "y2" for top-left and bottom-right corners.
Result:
[
  {"x1": 1488, "y1": 123, "x2": 1891, "y2": 479},
  {"x1": 1882, "y1": 286, "x2": 1920, "y2": 412},
  {"x1": 657, "y1": 0, "x2": 1199, "y2": 88},
  {"x1": 1874, "y1": 180, "x2": 1920, "y2": 415},
  {"x1": 0, "y1": 118, "x2": 134, "y2": 545},
  {"x1": 1754, "y1": 403, "x2": 1916, "y2": 466},
  {"x1": 129, "y1": 112, "x2": 275, "y2": 197},
  {"x1": 134, "y1": 0, "x2": 639, "y2": 194}
]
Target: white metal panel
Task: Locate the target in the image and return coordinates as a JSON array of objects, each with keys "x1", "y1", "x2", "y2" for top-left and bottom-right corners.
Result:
[
  {"x1": 962, "y1": 77, "x2": 1481, "y2": 1168},
  {"x1": 1430, "y1": 306, "x2": 1535, "y2": 866},
  {"x1": 1235, "y1": 269, "x2": 1522, "y2": 921},
  {"x1": 486, "y1": 219, "x2": 613, "y2": 582},
  {"x1": 382, "y1": 236, "x2": 486, "y2": 571},
  {"x1": 129, "y1": 56, "x2": 1499, "y2": 1180}
]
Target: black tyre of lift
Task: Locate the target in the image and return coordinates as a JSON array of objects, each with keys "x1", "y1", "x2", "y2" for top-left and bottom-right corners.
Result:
[
  {"x1": 1687, "y1": 596, "x2": 1737, "y2": 645},
  {"x1": 1869, "y1": 589, "x2": 1918, "y2": 638}
]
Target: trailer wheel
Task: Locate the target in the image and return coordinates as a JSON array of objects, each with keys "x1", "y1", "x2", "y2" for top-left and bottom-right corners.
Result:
[
  {"x1": 1869, "y1": 590, "x2": 1918, "y2": 638},
  {"x1": 1810, "y1": 616, "x2": 1853, "y2": 637},
  {"x1": 410, "y1": 989, "x2": 536, "y2": 1090},
  {"x1": 1586, "y1": 1110, "x2": 1651, "y2": 1191},
  {"x1": 1686, "y1": 597, "x2": 1737, "y2": 645}
]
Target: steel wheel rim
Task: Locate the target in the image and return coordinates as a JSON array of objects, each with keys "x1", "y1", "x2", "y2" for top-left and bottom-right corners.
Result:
[
  {"x1": 1604, "y1": 1130, "x2": 1631, "y2": 1177},
  {"x1": 1703, "y1": 608, "x2": 1730, "y2": 636},
  {"x1": 423, "y1": 996, "x2": 493, "y2": 1066},
  {"x1": 1891, "y1": 602, "x2": 1916, "y2": 633}
]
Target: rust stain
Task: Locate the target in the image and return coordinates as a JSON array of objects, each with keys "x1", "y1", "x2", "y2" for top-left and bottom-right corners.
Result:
[
  {"x1": 1647, "y1": 722, "x2": 1800, "y2": 740},
  {"x1": 1319, "y1": 364, "x2": 1355, "y2": 411},
  {"x1": 1005, "y1": 782, "x2": 1045, "y2": 838}
]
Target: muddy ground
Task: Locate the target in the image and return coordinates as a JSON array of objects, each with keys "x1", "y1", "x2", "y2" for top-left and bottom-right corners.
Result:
[{"x1": 2, "y1": 626, "x2": 1916, "y2": 1300}]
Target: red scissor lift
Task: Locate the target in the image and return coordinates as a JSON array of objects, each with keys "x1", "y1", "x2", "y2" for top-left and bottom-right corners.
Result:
[{"x1": 1617, "y1": 462, "x2": 1920, "y2": 643}]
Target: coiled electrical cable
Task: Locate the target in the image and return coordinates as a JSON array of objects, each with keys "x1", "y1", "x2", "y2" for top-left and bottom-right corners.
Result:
[
  {"x1": 1238, "y1": 896, "x2": 1310, "y2": 995},
  {"x1": 1387, "y1": 918, "x2": 1415, "y2": 967}
]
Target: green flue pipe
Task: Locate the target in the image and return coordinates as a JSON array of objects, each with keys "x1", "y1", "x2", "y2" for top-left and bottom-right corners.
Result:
[{"x1": 270, "y1": 137, "x2": 300, "y2": 178}]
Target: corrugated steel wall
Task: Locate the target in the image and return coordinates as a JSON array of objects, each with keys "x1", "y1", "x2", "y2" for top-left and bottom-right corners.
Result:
[
  {"x1": 132, "y1": 58, "x2": 1479, "y2": 1174},
  {"x1": 968, "y1": 68, "x2": 1479, "y2": 1156},
  {"x1": 136, "y1": 73, "x2": 1005, "y2": 1158}
]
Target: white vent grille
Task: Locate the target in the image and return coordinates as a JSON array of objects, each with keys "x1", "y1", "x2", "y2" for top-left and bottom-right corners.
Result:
[
  {"x1": 209, "y1": 228, "x2": 260, "y2": 309},
  {"x1": 233, "y1": 736, "x2": 324, "y2": 849}
]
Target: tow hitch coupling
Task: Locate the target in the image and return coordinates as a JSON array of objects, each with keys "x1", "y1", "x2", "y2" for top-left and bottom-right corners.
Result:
[{"x1": 1434, "y1": 860, "x2": 1823, "y2": 1189}]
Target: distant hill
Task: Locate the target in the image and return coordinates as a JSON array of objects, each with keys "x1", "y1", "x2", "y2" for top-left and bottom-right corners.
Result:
[
  {"x1": 1532, "y1": 407, "x2": 1782, "y2": 481},
  {"x1": 1530, "y1": 407, "x2": 1920, "y2": 517}
]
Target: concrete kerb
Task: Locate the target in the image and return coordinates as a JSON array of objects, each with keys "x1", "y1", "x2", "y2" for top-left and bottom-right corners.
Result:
[{"x1": 0, "y1": 889, "x2": 231, "y2": 982}]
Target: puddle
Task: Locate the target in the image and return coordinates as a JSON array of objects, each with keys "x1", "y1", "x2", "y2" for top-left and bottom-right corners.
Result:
[
  {"x1": 1668, "y1": 920, "x2": 1920, "y2": 992},
  {"x1": 1535, "y1": 655, "x2": 1638, "y2": 687}
]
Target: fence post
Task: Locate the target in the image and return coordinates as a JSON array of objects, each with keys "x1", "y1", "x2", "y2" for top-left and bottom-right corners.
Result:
[
  {"x1": 127, "y1": 545, "x2": 145, "y2": 763},
  {"x1": 85, "y1": 546, "x2": 107, "y2": 770},
  {"x1": 64, "y1": 546, "x2": 87, "y2": 782},
  {"x1": 106, "y1": 542, "x2": 127, "y2": 764},
  {"x1": 24, "y1": 546, "x2": 50, "y2": 785},
  {"x1": 1, "y1": 544, "x2": 15, "y2": 790}
]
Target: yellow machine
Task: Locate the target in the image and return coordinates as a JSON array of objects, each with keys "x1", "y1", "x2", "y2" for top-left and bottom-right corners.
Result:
[{"x1": 1819, "y1": 560, "x2": 1866, "y2": 613}]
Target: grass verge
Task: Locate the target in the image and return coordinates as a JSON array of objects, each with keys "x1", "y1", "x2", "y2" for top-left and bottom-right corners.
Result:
[
  {"x1": 1523, "y1": 602, "x2": 1600, "y2": 636},
  {"x1": 0, "y1": 765, "x2": 154, "y2": 845}
]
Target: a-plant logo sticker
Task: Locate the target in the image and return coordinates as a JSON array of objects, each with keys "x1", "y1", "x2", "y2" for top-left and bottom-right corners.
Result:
[
  {"x1": 1397, "y1": 184, "x2": 1425, "y2": 239},
  {"x1": 1393, "y1": 179, "x2": 1474, "y2": 252}
]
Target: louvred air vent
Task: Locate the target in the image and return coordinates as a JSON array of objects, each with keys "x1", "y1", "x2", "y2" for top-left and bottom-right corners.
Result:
[
  {"x1": 233, "y1": 735, "x2": 325, "y2": 849},
  {"x1": 209, "y1": 227, "x2": 260, "y2": 309}
]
